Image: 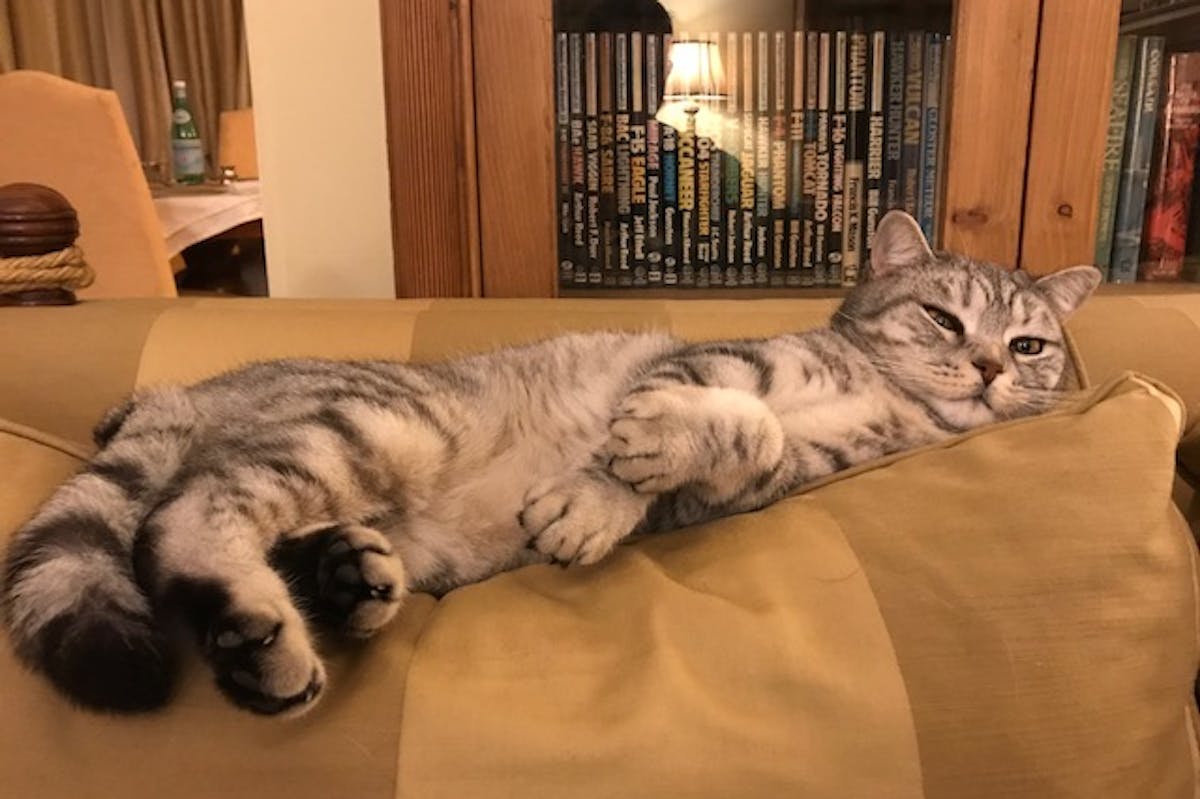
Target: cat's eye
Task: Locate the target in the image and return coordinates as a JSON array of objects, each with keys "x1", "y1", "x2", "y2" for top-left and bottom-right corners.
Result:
[
  {"x1": 921, "y1": 305, "x2": 963, "y2": 335},
  {"x1": 1010, "y1": 337, "x2": 1046, "y2": 356}
]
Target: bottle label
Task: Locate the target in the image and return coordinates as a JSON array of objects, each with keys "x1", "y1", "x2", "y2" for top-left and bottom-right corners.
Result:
[
  {"x1": 172, "y1": 109, "x2": 192, "y2": 125},
  {"x1": 172, "y1": 139, "x2": 205, "y2": 179}
]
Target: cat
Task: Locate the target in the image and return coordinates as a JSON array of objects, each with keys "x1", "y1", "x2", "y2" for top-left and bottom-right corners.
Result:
[{"x1": 1, "y1": 211, "x2": 1101, "y2": 717}]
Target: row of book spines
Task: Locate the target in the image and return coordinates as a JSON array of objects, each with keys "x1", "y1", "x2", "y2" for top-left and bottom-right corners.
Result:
[
  {"x1": 554, "y1": 29, "x2": 946, "y2": 289},
  {"x1": 1097, "y1": 35, "x2": 1200, "y2": 283}
]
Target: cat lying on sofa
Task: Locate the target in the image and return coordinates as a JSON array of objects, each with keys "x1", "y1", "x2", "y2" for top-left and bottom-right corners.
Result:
[{"x1": 1, "y1": 211, "x2": 1101, "y2": 717}]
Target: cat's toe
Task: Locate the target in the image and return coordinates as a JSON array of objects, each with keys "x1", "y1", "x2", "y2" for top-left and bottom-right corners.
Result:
[
  {"x1": 519, "y1": 477, "x2": 644, "y2": 566},
  {"x1": 316, "y1": 525, "x2": 406, "y2": 638},
  {"x1": 206, "y1": 609, "x2": 325, "y2": 716}
]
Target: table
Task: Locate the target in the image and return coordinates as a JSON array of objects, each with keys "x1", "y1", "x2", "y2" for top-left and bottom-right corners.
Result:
[{"x1": 151, "y1": 180, "x2": 263, "y2": 258}]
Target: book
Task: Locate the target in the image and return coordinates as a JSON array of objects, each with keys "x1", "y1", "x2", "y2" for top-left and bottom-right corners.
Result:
[
  {"x1": 787, "y1": 30, "x2": 805, "y2": 284},
  {"x1": 614, "y1": 33, "x2": 634, "y2": 286},
  {"x1": 1139, "y1": 51, "x2": 1200, "y2": 281},
  {"x1": 1111, "y1": 35, "x2": 1166, "y2": 283},
  {"x1": 801, "y1": 30, "x2": 820, "y2": 286},
  {"x1": 724, "y1": 32, "x2": 741, "y2": 287},
  {"x1": 919, "y1": 33, "x2": 942, "y2": 242},
  {"x1": 707, "y1": 35, "x2": 724, "y2": 289},
  {"x1": 755, "y1": 31, "x2": 772, "y2": 285},
  {"x1": 661, "y1": 35, "x2": 679, "y2": 286},
  {"x1": 584, "y1": 33, "x2": 602, "y2": 285},
  {"x1": 568, "y1": 33, "x2": 588, "y2": 285},
  {"x1": 554, "y1": 33, "x2": 574, "y2": 288},
  {"x1": 629, "y1": 32, "x2": 649, "y2": 286},
  {"x1": 696, "y1": 119, "x2": 713, "y2": 287},
  {"x1": 645, "y1": 34, "x2": 664, "y2": 285},
  {"x1": 864, "y1": 30, "x2": 886, "y2": 266},
  {"x1": 842, "y1": 30, "x2": 868, "y2": 287},
  {"x1": 901, "y1": 32, "x2": 924, "y2": 219},
  {"x1": 740, "y1": 32, "x2": 757, "y2": 286},
  {"x1": 1095, "y1": 35, "x2": 1137, "y2": 280},
  {"x1": 883, "y1": 32, "x2": 906, "y2": 212},
  {"x1": 813, "y1": 31, "x2": 832, "y2": 285},
  {"x1": 598, "y1": 33, "x2": 617, "y2": 286},
  {"x1": 828, "y1": 30, "x2": 847, "y2": 287},
  {"x1": 770, "y1": 30, "x2": 790, "y2": 286}
]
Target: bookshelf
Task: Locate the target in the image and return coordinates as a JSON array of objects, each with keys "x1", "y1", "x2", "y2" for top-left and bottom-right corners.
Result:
[{"x1": 386, "y1": 0, "x2": 1200, "y2": 298}]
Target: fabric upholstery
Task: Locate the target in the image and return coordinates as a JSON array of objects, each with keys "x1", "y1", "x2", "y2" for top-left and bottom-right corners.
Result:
[{"x1": 0, "y1": 71, "x2": 177, "y2": 298}]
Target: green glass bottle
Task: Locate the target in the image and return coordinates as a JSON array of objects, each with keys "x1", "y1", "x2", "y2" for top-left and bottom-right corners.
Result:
[{"x1": 170, "y1": 79, "x2": 206, "y2": 185}]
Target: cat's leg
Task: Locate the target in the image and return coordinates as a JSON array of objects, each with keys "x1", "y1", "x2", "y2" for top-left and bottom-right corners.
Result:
[
  {"x1": 269, "y1": 523, "x2": 407, "y2": 639},
  {"x1": 136, "y1": 490, "x2": 330, "y2": 716},
  {"x1": 606, "y1": 384, "x2": 784, "y2": 505}
]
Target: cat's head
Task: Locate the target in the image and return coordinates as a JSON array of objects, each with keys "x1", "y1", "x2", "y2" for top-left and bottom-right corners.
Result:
[{"x1": 832, "y1": 211, "x2": 1101, "y2": 426}]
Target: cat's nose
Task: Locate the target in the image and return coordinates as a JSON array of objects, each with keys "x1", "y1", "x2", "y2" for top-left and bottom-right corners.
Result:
[{"x1": 972, "y1": 358, "x2": 1003, "y2": 386}]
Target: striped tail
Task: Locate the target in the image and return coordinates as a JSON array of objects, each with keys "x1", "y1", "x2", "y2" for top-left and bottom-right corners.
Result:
[{"x1": 1, "y1": 388, "x2": 196, "y2": 712}]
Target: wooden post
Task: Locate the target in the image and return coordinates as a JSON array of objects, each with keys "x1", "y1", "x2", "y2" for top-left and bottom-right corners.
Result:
[{"x1": 0, "y1": 183, "x2": 82, "y2": 306}]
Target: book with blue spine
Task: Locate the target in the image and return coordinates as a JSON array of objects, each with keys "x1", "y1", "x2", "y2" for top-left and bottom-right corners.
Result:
[
  {"x1": 918, "y1": 33, "x2": 942, "y2": 242},
  {"x1": 900, "y1": 31, "x2": 924, "y2": 219},
  {"x1": 1111, "y1": 35, "x2": 1166, "y2": 283},
  {"x1": 1095, "y1": 35, "x2": 1137, "y2": 280},
  {"x1": 660, "y1": 34, "x2": 679, "y2": 286}
]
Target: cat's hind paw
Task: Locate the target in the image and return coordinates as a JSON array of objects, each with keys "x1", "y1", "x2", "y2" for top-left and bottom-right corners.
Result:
[
  {"x1": 518, "y1": 475, "x2": 646, "y2": 567},
  {"x1": 314, "y1": 525, "x2": 406, "y2": 639}
]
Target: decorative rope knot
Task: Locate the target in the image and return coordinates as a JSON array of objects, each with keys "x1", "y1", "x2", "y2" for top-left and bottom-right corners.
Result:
[{"x1": 0, "y1": 245, "x2": 94, "y2": 293}]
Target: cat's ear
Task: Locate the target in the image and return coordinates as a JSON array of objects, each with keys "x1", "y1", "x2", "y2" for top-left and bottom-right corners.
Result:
[
  {"x1": 1033, "y1": 265, "x2": 1102, "y2": 319},
  {"x1": 869, "y1": 211, "x2": 933, "y2": 279}
]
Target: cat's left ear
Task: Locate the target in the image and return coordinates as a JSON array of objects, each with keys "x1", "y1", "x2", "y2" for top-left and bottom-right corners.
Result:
[{"x1": 1033, "y1": 265, "x2": 1103, "y2": 319}]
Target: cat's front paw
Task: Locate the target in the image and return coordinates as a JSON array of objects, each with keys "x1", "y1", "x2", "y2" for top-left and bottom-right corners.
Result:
[
  {"x1": 606, "y1": 390, "x2": 696, "y2": 493},
  {"x1": 205, "y1": 602, "x2": 325, "y2": 717},
  {"x1": 518, "y1": 474, "x2": 647, "y2": 566}
]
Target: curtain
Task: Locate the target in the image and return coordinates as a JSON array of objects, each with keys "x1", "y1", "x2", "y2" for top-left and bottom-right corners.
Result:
[{"x1": 0, "y1": 0, "x2": 251, "y2": 177}]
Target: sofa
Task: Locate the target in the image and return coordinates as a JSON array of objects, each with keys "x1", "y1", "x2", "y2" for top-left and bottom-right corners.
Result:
[{"x1": 1, "y1": 293, "x2": 1198, "y2": 799}]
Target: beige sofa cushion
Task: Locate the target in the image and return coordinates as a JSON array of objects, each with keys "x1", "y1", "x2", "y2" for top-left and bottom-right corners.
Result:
[{"x1": 2, "y1": 374, "x2": 1195, "y2": 798}]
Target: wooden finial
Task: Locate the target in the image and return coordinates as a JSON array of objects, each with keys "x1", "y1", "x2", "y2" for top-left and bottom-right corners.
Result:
[{"x1": 0, "y1": 183, "x2": 84, "y2": 306}]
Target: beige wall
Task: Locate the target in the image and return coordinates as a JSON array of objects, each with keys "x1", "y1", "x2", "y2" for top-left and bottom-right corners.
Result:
[{"x1": 243, "y1": 0, "x2": 395, "y2": 298}]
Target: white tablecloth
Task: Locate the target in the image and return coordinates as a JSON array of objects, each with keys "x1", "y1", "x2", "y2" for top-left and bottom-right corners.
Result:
[{"x1": 152, "y1": 180, "x2": 263, "y2": 257}]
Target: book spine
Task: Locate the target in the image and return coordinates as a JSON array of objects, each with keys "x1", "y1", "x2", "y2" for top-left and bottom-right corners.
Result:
[
  {"x1": 614, "y1": 33, "x2": 634, "y2": 286},
  {"x1": 708, "y1": 36, "x2": 724, "y2": 289},
  {"x1": 787, "y1": 30, "x2": 805, "y2": 285},
  {"x1": 1111, "y1": 36, "x2": 1166, "y2": 283},
  {"x1": 598, "y1": 33, "x2": 617, "y2": 287},
  {"x1": 696, "y1": 120, "x2": 713, "y2": 288},
  {"x1": 901, "y1": 31, "x2": 924, "y2": 218},
  {"x1": 645, "y1": 34, "x2": 664, "y2": 286},
  {"x1": 740, "y1": 32, "x2": 757, "y2": 286},
  {"x1": 661, "y1": 35, "x2": 679, "y2": 286},
  {"x1": 755, "y1": 31, "x2": 772, "y2": 285},
  {"x1": 568, "y1": 33, "x2": 588, "y2": 286},
  {"x1": 814, "y1": 32, "x2": 831, "y2": 285},
  {"x1": 770, "y1": 30, "x2": 790, "y2": 286},
  {"x1": 1094, "y1": 35, "x2": 1137, "y2": 279},
  {"x1": 842, "y1": 30, "x2": 867, "y2": 287},
  {"x1": 828, "y1": 30, "x2": 847, "y2": 287},
  {"x1": 919, "y1": 33, "x2": 942, "y2": 242},
  {"x1": 883, "y1": 32, "x2": 905, "y2": 212},
  {"x1": 865, "y1": 30, "x2": 886, "y2": 269},
  {"x1": 1139, "y1": 52, "x2": 1200, "y2": 281},
  {"x1": 801, "y1": 30, "x2": 819, "y2": 287},
  {"x1": 629, "y1": 32, "x2": 649, "y2": 287},
  {"x1": 724, "y1": 32, "x2": 741, "y2": 287},
  {"x1": 555, "y1": 33, "x2": 574, "y2": 288},
  {"x1": 584, "y1": 33, "x2": 602, "y2": 286}
]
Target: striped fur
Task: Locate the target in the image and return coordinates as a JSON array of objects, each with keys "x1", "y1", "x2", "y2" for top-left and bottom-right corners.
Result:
[{"x1": 1, "y1": 212, "x2": 1100, "y2": 716}]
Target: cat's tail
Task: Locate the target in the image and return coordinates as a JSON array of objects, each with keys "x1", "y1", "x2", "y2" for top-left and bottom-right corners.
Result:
[{"x1": 1, "y1": 387, "x2": 197, "y2": 712}]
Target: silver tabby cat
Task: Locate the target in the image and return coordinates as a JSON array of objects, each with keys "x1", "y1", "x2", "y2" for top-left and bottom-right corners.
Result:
[{"x1": 1, "y1": 212, "x2": 1100, "y2": 716}]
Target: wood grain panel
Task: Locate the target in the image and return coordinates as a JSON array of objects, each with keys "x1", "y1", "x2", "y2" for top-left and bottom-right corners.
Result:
[
  {"x1": 473, "y1": 0, "x2": 558, "y2": 297},
  {"x1": 939, "y1": 0, "x2": 1041, "y2": 268},
  {"x1": 380, "y1": 0, "x2": 479, "y2": 297},
  {"x1": 1020, "y1": 0, "x2": 1121, "y2": 275}
]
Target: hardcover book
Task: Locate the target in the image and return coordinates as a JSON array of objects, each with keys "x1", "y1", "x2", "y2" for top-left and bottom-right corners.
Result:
[
  {"x1": 919, "y1": 33, "x2": 943, "y2": 242},
  {"x1": 828, "y1": 30, "x2": 847, "y2": 287},
  {"x1": 900, "y1": 31, "x2": 924, "y2": 219},
  {"x1": 569, "y1": 33, "x2": 588, "y2": 285},
  {"x1": 788, "y1": 30, "x2": 805, "y2": 283},
  {"x1": 614, "y1": 33, "x2": 634, "y2": 286},
  {"x1": 661, "y1": 35, "x2": 680, "y2": 286},
  {"x1": 584, "y1": 33, "x2": 602, "y2": 285},
  {"x1": 598, "y1": 33, "x2": 617, "y2": 286},
  {"x1": 864, "y1": 30, "x2": 886, "y2": 264},
  {"x1": 813, "y1": 31, "x2": 832, "y2": 285},
  {"x1": 883, "y1": 32, "x2": 906, "y2": 212},
  {"x1": 644, "y1": 34, "x2": 664, "y2": 285},
  {"x1": 740, "y1": 31, "x2": 757, "y2": 286},
  {"x1": 1111, "y1": 35, "x2": 1166, "y2": 283},
  {"x1": 842, "y1": 30, "x2": 868, "y2": 286},
  {"x1": 724, "y1": 32, "x2": 741, "y2": 287},
  {"x1": 801, "y1": 30, "x2": 820, "y2": 286},
  {"x1": 770, "y1": 30, "x2": 790, "y2": 285},
  {"x1": 554, "y1": 33, "x2": 574, "y2": 288},
  {"x1": 755, "y1": 31, "x2": 772, "y2": 285},
  {"x1": 629, "y1": 33, "x2": 649, "y2": 286},
  {"x1": 1094, "y1": 35, "x2": 1137, "y2": 278},
  {"x1": 1139, "y1": 51, "x2": 1200, "y2": 281}
]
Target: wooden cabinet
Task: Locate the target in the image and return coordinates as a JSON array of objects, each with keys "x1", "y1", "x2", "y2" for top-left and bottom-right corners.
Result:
[{"x1": 385, "y1": 0, "x2": 1120, "y2": 298}]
